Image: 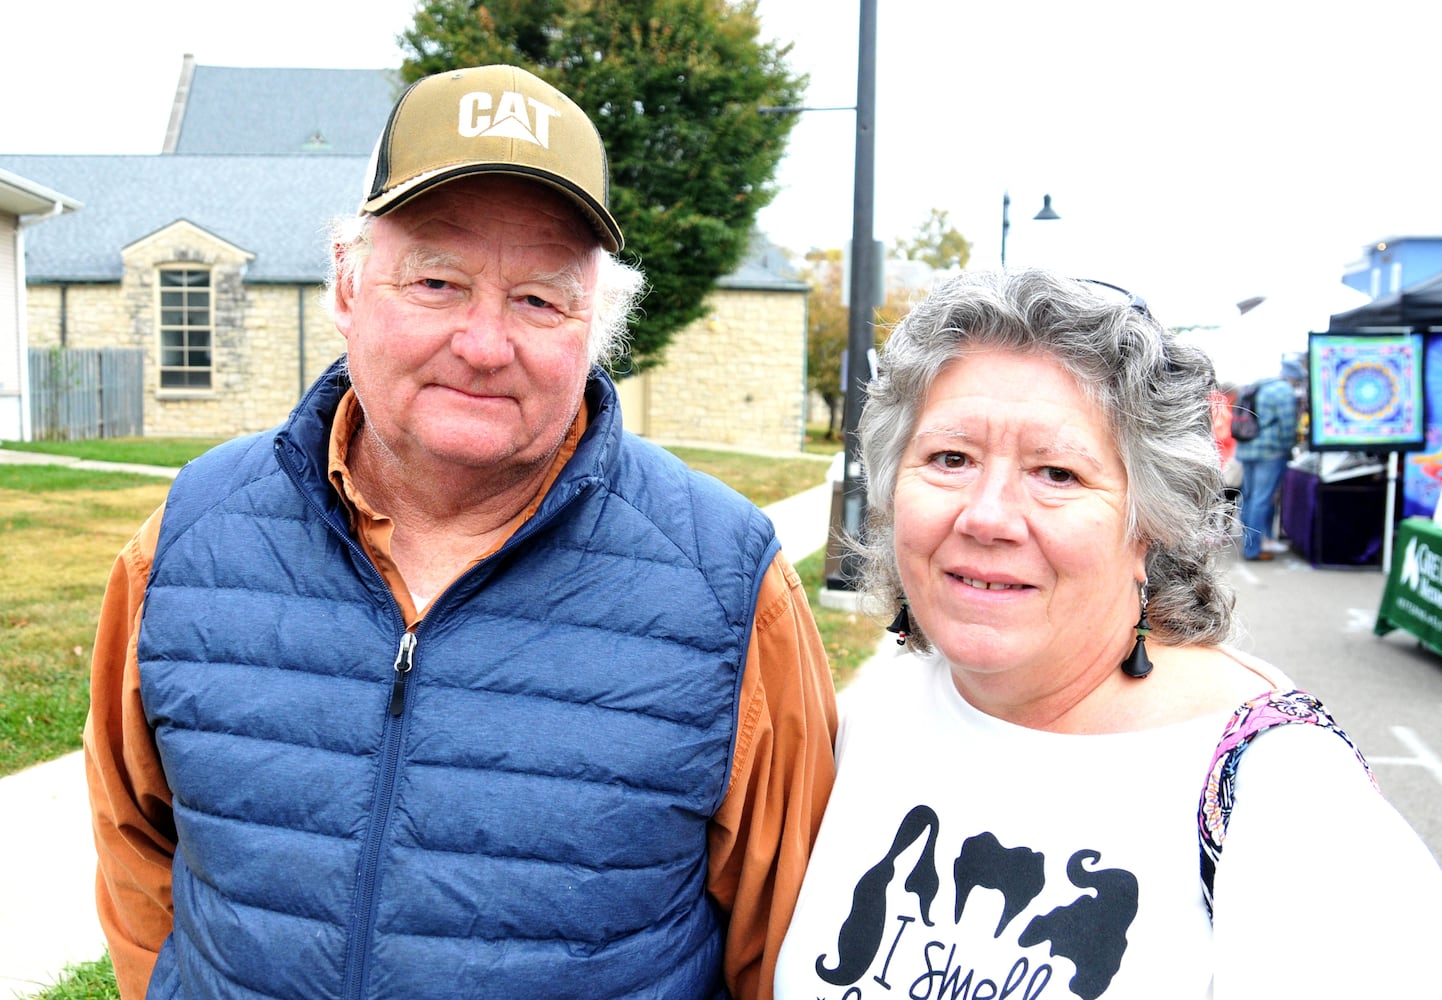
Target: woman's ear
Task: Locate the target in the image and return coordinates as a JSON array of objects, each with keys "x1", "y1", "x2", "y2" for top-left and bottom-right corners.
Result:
[{"x1": 1134, "y1": 540, "x2": 1150, "y2": 584}]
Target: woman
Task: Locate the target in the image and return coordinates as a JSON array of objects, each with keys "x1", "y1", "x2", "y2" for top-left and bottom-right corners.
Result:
[{"x1": 776, "y1": 270, "x2": 1439, "y2": 998}]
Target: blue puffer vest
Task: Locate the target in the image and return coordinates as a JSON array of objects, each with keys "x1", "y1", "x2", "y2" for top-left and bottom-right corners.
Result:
[{"x1": 137, "y1": 361, "x2": 778, "y2": 999}]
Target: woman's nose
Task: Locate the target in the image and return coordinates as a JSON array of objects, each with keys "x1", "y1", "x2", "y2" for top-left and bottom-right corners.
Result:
[{"x1": 953, "y1": 468, "x2": 1027, "y2": 543}]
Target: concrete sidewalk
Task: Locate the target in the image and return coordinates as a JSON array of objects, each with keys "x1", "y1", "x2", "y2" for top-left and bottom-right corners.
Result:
[
  {"x1": 0, "y1": 459, "x2": 857, "y2": 997},
  {"x1": 0, "y1": 445, "x2": 180, "y2": 480},
  {"x1": 1, "y1": 447, "x2": 154, "y2": 996},
  {"x1": 0, "y1": 753, "x2": 105, "y2": 998}
]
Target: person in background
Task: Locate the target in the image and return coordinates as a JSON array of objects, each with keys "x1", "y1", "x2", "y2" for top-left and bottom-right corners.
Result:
[
  {"x1": 1235, "y1": 360, "x2": 1301, "y2": 561},
  {"x1": 774, "y1": 269, "x2": 1439, "y2": 999},
  {"x1": 84, "y1": 63, "x2": 836, "y2": 1000},
  {"x1": 1209, "y1": 385, "x2": 1241, "y2": 507}
]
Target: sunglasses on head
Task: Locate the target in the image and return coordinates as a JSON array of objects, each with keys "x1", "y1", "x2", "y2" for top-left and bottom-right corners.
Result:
[{"x1": 1076, "y1": 278, "x2": 1152, "y2": 320}]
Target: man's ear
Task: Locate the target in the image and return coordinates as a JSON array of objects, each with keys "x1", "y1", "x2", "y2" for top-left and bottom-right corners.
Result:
[{"x1": 331, "y1": 242, "x2": 355, "y2": 340}]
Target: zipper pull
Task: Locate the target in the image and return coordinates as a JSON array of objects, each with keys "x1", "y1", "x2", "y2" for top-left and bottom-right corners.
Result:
[{"x1": 389, "y1": 631, "x2": 416, "y2": 716}]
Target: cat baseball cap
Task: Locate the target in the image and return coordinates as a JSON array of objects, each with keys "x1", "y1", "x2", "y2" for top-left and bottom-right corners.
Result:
[{"x1": 361, "y1": 64, "x2": 623, "y2": 251}]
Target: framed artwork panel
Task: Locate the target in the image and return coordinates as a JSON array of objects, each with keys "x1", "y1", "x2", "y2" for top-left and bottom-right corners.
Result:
[{"x1": 1308, "y1": 332, "x2": 1426, "y2": 452}]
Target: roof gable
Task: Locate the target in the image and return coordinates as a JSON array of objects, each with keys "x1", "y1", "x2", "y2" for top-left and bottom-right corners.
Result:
[
  {"x1": 169, "y1": 64, "x2": 402, "y2": 156},
  {"x1": 123, "y1": 218, "x2": 254, "y2": 262}
]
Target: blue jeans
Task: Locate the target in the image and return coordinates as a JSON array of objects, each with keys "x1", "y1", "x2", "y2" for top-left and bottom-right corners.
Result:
[{"x1": 1240, "y1": 456, "x2": 1289, "y2": 558}]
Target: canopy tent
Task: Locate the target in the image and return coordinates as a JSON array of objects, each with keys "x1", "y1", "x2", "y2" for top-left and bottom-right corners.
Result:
[
  {"x1": 1328, "y1": 272, "x2": 1442, "y2": 330},
  {"x1": 1177, "y1": 283, "x2": 1369, "y2": 387}
]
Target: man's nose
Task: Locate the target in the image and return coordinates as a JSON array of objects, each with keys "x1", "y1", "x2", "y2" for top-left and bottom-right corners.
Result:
[{"x1": 450, "y1": 300, "x2": 516, "y2": 370}]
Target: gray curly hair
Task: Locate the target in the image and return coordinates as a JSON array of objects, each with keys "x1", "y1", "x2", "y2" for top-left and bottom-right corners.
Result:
[
  {"x1": 321, "y1": 214, "x2": 645, "y2": 371},
  {"x1": 856, "y1": 268, "x2": 1236, "y2": 650}
]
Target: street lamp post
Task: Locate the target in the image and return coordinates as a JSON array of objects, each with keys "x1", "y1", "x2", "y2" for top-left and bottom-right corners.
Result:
[
  {"x1": 759, "y1": 0, "x2": 878, "y2": 595},
  {"x1": 828, "y1": 0, "x2": 879, "y2": 592},
  {"x1": 1000, "y1": 191, "x2": 1060, "y2": 270}
]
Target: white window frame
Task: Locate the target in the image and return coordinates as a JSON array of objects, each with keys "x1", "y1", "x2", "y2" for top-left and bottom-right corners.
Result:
[{"x1": 157, "y1": 266, "x2": 213, "y2": 391}]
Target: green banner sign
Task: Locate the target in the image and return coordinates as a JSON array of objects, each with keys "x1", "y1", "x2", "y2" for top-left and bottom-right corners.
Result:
[{"x1": 1375, "y1": 517, "x2": 1442, "y2": 656}]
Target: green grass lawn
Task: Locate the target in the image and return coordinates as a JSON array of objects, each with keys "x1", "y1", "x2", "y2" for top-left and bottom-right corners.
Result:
[
  {"x1": 0, "y1": 466, "x2": 174, "y2": 775},
  {"x1": 30, "y1": 955, "x2": 115, "y2": 999},
  {"x1": 665, "y1": 444, "x2": 831, "y2": 507},
  {"x1": 802, "y1": 423, "x2": 845, "y2": 457},
  {"x1": 1, "y1": 437, "x2": 231, "y2": 467},
  {"x1": 3, "y1": 433, "x2": 876, "y2": 999}
]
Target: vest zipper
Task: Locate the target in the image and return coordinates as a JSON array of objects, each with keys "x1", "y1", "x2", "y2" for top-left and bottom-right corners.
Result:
[
  {"x1": 343, "y1": 628, "x2": 417, "y2": 999},
  {"x1": 389, "y1": 630, "x2": 416, "y2": 716}
]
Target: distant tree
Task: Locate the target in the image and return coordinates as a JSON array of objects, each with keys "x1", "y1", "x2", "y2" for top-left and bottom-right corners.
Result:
[
  {"x1": 397, "y1": 0, "x2": 807, "y2": 372},
  {"x1": 875, "y1": 281, "x2": 916, "y2": 335},
  {"x1": 804, "y1": 249, "x2": 847, "y2": 439},
  {"x1": 804, "y1": 249, "x2": 916, "y2": 439},
  {"x1": 893, "y1": 208, "x2": 971, "y2": 271}
]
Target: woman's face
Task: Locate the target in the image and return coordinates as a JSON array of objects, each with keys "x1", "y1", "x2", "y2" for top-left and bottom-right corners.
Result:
[{"x1": 893, "y1": 348, "x2": 1147, "y2": 702}]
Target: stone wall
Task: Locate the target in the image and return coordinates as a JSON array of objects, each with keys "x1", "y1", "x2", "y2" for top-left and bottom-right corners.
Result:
[
  {"x1": 629, "y1": 287, "x2": 808, "y2": 453},
  {"x1": 27, "y1": 220, "x2": 345, "y2": 438},
  {"x1": 26, "y1": 245, "x2": 806, "y2": 451}
]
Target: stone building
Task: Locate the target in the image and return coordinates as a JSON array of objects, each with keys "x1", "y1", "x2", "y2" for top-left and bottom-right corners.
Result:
[{"x1": 1, "y1": 59, "x2": 809, "y2": 452}]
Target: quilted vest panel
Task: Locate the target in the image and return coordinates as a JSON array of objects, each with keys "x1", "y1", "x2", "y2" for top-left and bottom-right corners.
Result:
[{"x1": 138, "y1": 366, "x2": 775, "y2": 999}]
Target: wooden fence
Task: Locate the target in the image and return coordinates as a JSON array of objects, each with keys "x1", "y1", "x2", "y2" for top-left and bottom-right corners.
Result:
[{"x1": 28, "y1": 347, "x2": 144, "y2": 440}]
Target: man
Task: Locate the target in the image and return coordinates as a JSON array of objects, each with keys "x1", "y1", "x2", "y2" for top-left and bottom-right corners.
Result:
[
  {"x1": 84, "y1": 64, "x2": 836, "y2": 1000},
  {"x1": 1235, "y1": 359, "x2": 1301, "y2": 561}
]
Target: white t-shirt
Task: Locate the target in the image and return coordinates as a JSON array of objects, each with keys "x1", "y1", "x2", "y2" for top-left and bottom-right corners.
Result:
[{"x1": 775, "y1": 651, "x2": 1442, "y2": 999}]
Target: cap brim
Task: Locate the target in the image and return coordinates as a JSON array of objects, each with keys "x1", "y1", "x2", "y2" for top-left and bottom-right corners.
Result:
[{"x1": 361, "y1": 164, "x2": 623, "y2": 253}]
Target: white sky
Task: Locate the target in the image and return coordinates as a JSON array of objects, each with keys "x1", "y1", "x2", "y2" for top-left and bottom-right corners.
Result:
[{"x1": 4, "y1": 0, "x2": 1437, "y2": 333}]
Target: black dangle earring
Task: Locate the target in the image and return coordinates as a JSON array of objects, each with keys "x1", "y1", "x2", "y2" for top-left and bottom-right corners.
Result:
[
  {"x1": 886, "y1": 599, "x2": 911, "y2": 646},
  {"x1": 1121, "y1": 583, "x2": 1154, "y2": 679}
]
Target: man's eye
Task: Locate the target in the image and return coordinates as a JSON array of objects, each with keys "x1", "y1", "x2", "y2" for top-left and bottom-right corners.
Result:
[
  {"x1": 522, "y1": 294, "x2": 553, "y2": 309},
  {"x1": 418, "y1": 278, "x2": 449, "y2": 290}
]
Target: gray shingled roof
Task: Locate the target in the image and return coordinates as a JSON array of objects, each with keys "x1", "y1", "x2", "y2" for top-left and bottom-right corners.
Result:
[
  {"x1": 2, "y1": 150, "x2": 805, "y2": 291},
  {"x1": 2, "y1": 64, "x2": 805, "y2": 292},
  {"x1": 0, "y1": 154, "x2": 368, "y2": 282},
  {"x1": 171, "y1": 66, "x2": 404, "y2": 156},
  {"x1": 718, "y1": 232, "x2": 808, "y2": 292}
]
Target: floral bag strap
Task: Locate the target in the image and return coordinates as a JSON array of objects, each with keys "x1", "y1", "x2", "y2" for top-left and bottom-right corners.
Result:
[{"x1": 1198, "y1": 688, "x2": 1377, "y2": 918}]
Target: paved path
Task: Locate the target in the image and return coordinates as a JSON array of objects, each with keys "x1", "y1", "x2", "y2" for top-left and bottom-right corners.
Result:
[
  {"x1": 0, "y1": 754, "x2": 105, "y2": 998},
  {"x1": 0, "y1": 445, "x2": 180, "y2": 480},
  {"x1": 0, "y1": 454, "x2": 850, "y2": 997}
]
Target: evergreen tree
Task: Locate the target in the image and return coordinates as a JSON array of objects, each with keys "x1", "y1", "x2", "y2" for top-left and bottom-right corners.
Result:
[{"x1": 398, "y1": 0, "x2": 807, "y2": 372}]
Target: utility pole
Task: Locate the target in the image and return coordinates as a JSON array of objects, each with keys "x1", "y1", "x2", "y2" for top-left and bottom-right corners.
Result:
[{"x1": 826, "y1": 0, "x2": 878, "y2": 592}]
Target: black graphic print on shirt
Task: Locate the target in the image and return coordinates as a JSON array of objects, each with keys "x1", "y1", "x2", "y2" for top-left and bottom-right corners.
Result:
[{"x1": 812, "y1": 805, "x2": 1138, "y2": 999}]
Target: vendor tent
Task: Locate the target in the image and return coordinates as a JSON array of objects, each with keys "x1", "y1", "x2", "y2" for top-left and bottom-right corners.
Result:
[
  {"x1": 1178, "y1": 283, "x2": 1369, "y2": 386},
  {"x1": 1328, "y1": 272, "x2": 1442, "y2": 330}
]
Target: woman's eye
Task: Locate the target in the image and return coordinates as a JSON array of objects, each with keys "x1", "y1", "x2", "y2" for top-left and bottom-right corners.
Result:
[
  {"x1": 933, "y1": 451, "x2": 968, "y2": 469},
  {"x1": 1041, "y1": 466, "x2": 1076, "y2": 485}
]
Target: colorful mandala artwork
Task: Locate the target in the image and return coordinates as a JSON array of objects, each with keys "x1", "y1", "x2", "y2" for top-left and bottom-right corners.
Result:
[
  {"x1": 1402, "y1": 333, "x2": 1442, "y2": 516},
  {"x1": 1309, "y1": 333, "x2": 1425, "y2": 451}
]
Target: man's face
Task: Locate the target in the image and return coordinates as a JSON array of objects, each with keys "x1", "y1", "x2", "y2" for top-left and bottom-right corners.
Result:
[{"x1": 333, "y1": 175, "x2": 600, "y2": 480}]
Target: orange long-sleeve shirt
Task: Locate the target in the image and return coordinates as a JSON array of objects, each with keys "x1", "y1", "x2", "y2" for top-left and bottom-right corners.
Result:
[{"x1": 83, "y1": 392, "x2": 837, "y2": 1000}]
